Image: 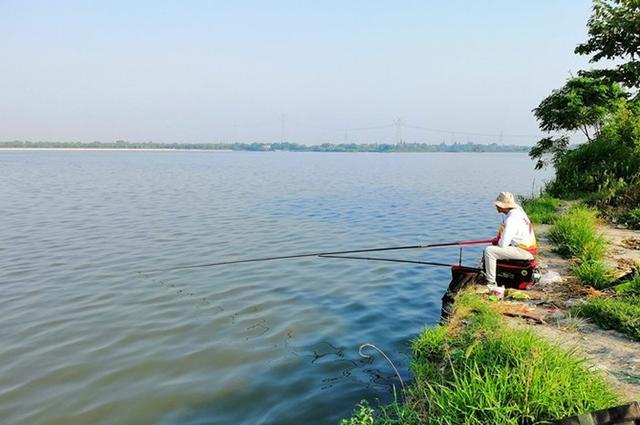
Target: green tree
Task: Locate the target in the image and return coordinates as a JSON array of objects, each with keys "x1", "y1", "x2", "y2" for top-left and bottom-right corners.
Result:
[
  {"x1": 530, "y1": 76, "x2": 625, "y2": 168},
  {"x1": 575, "y1": 0, "x2": 640, "y2": 90},
  {"x1": 533, "y1": 76, "x2": 625, "y2": 141}
]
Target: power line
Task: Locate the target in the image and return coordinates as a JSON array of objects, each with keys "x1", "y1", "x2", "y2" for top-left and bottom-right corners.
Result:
[
  {"x1": 403, "y1": 123, "x2": 541, "y2": 139},
  {"x1": 226, "y1": 116, "x2": 543, "y2": 141}
]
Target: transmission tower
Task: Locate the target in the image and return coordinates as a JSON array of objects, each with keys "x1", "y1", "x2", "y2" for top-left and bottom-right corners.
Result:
[{"x1": 395, "y1": 117, "x2": 404, "y2": 144}]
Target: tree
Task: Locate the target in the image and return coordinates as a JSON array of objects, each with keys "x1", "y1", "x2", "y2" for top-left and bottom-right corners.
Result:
[
  {"x1": 533, "y1": 76, "x2": 625, "y2": 142},
  {"x1": 529, "y1": 135, "x2": 570, "y2": 170},
  {"x1": 575, "y1": 0, "x2": 640, "y2": 90}
]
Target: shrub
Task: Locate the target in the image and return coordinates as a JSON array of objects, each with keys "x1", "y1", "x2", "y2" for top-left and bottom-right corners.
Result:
[
  {"x1": 520, "y1": 195, "x2": 562, "y2": 224},
  {"x1": 619, "y1": 207, "x2": 640, "y2": 230}
]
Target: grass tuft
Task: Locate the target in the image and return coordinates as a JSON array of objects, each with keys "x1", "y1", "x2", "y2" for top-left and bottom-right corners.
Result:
[
  {"x1": 520, "y1": 195, "x2": 563, "y2": 224},
  {"x1": 573, "y1": 296, "x2": 640, "y2": 341},
  {"x1": 573, "y1": 260, "x2": 614, "y2": 289},
  {"x1": 614, "y1": 273, "x2": 640, "y2": 296},
  {"x1": 546, "y1": 205, "x2": 614, "y2": 288},
  {"x1": 548, "y1": 206, "x2": 607, "y2": 260}
]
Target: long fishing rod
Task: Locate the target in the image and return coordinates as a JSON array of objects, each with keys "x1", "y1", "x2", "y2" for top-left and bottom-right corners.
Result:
[
  {"x1": 142, "y1": 238, "x2": 493, "y2": 273},
  {"x1": 319, "y1": 254, "x2": 482, "y2": 271},
  {"x1": 319, "y1": 255, "x2": 454, "y2": 268}
]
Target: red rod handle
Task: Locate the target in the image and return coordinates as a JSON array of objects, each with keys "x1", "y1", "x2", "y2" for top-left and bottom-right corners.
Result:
[{"x1": 424, "y1": 238, "x2": 494, "y2": 248}]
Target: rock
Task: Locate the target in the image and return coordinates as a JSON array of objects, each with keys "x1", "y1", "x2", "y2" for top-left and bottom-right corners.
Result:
[{"x1": 539, "y1": 271, "x2": 563, "y2": 285}]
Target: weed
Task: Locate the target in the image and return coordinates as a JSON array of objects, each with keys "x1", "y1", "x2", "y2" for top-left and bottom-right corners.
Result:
[
  {"x1": 549, "y1": 312, "x2": 591, "y2": 332},
  {"x1": 340, "y1": 401, "x2": 376, "y2": 425}
]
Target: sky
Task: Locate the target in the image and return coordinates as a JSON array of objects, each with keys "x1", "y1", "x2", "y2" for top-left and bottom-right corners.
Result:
[{"x1": 0, "y1": 1, "x2": 598, "y2": 145}]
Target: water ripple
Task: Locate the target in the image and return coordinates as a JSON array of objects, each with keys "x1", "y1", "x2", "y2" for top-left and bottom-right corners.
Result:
[{"x1": 0, "y1": 151, "x2": 551, "y2": 425}]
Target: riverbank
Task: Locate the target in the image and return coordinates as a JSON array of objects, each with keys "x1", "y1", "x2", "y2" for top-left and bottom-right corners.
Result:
[
  {"x1": 505, "y1": 220, "x2": 640, "y2": 399},
  {"x1": 341, "y1": 208, "x2": 640, "y2": 424}
]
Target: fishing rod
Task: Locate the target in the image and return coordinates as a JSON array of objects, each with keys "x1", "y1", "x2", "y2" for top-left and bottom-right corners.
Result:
[
  {"x1": 319, "y1": 254, "x2": 482, "y2": 271},
  {"x1": 319, "y1": 255, "x2": 454, "y2": 268},
  {"x1": 142, "y1": 238, "x2": 493, "y2": 273}
]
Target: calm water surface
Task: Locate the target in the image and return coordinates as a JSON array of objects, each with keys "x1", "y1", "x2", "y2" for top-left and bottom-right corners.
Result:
[{"x1": 0, "y1": 151, "x2": 551, "y2": 425}]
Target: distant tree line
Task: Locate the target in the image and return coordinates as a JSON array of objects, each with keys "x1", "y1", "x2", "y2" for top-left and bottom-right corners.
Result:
[{"x1": 0, "y1": 140, "x2": 530, "y2": 153}]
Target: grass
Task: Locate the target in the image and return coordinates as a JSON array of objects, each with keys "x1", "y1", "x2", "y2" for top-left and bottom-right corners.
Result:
[
  {"x1": 546, "y1": 205, "x2": 615, "y2": 288},
  {"x1": 544, "y1": 204, "x2": 640, "y2": 341},
  {"x1": 520, "y1": 195, "x2": 562, "y2": 224},
  {"x1": 543, "y1": 204, "x2": 640, "y2": 338},
  {"x1": 547, "y1": 206, "x2": 607, "y2": 260},
  {"x1": 573, "y1": 295, "x2": 640, "y2": 341},
  {"x1": 572, "y1": 273, "x2": 640, "y2": 341},
  {"x1": 614, "y1": 273, "x2": 640, "y2": 296},
  {"x1": 340, "y1": 293, "x2": 620, "y2": 425},
  {"x1": 573, "y1": 260, "x2": 615, "y2": 289}
]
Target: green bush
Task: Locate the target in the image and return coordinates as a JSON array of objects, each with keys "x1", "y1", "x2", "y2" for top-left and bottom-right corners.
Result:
[
  {"x1": 546, "y1": 102, "x2": 640, "y2": 198},
  {"x1": 520, "y1": 195, "x2": 562, "y2": 224},
  {"x1": 548, "y1": 206, "x2": 607, "y2": 261},
  {"x1": 573, "y1": 296, "x2": 640, "y2": 341},
  {"x1": 573, "y1": 260, "x2": 614, "y2": 289}
]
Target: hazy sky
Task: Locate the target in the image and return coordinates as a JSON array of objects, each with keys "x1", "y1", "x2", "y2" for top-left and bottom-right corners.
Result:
[{"x1": 1, "y1": 1, "x2": 597, "y2": 145}]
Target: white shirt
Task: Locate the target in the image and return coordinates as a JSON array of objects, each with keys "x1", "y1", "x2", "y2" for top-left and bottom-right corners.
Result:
[{"x1": 498, "y1": 207, "x2": 536, "y2": 249}]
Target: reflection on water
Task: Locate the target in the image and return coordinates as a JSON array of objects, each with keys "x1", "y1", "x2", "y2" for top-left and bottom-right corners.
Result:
[{"x1": 0, "y1": 151, "x2": 550, "y2": 425}]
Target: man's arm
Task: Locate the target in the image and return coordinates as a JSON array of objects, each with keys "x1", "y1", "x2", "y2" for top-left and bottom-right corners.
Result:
[{"x1": 498, "y1": 216, "x2": 515, "y2": 248}]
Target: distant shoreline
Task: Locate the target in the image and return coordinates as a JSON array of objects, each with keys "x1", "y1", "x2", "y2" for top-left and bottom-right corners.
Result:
[
  {"x1": 0, "y1": 141, "x2": 531, "y2": 153},
  {"x1": 0, "y1": 148, "x2": 233, "y2": 152},
  {"x1": 0, "y1": 147, "x2": 531, "y2": 154}
]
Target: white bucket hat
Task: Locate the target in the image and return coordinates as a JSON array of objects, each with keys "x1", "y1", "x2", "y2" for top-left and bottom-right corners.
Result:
[{"x1": 494, "y1": 192, "x2": 518, "y2": 209}]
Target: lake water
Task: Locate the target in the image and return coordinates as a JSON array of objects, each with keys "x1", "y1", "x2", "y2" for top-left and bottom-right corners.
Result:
[{"x1": 0, "y1": 151, "x2": 551, "y2": 425}]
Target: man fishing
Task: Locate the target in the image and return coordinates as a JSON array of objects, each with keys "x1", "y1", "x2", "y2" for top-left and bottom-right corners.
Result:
[{"x1": 483, "y1": 192, "x2": 537, "y2": 285}]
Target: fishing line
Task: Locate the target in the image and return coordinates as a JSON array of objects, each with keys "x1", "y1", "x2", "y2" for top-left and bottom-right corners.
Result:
[
  {"x1": 140, "y1": 238, "x2": 493, "y2": 273},
  {"x1": 359, "y1": 343, "x2": 405, "y2": 394}
]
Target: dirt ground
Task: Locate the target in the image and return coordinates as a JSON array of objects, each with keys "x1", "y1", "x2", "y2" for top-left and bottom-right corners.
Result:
[{"x1": 482, "y1": 223, "x2": 640, "y2": 400}]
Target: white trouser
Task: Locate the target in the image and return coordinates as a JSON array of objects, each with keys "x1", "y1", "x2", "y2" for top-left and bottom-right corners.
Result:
[{"x1": 483, "y1": 245, "x2": 534, "y2": 283}]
